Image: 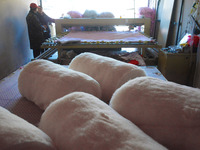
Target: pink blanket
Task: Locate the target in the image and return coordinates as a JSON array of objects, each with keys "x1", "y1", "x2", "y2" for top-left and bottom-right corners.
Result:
[{"x1": 57, "y1": 31, "x2": 153, "y2": 44}]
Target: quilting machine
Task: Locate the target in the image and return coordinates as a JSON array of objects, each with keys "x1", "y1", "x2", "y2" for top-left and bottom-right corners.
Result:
[{"x1": 40, "y1": 18, "x2": 162, "y2": 62}]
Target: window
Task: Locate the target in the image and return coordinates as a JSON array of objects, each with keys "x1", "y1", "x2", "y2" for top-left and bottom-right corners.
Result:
[{"x1": 42, "y1": 0, "x2": 148, "y2": 19}]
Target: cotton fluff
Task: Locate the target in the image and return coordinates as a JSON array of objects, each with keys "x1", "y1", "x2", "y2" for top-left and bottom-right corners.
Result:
[
  {"x1": 67, "y1": 11, "x2": 82, "y2": 18},
  {"x1": 39, "y1": 92, "x2": 167, "y2": 150},
  {"x1": 18, "y1": 59, "x2": 101, "y2": 110},
  {"x1": 69, "y1": 52, "x2": 146, "y2": 103},
  {"x1": 98, "y1": 12, "x2": 115, "y2": 18},
  {"x1": 83, "y1": 10, "x2": 98, "y2": 18},
  {"x1": 97, "y1": 12, "x2": 116, "y2": 31},
  {"x1": 0, "y1": 106, "x2": 56, "y2": 150},
  {"x1": 67, "y1": 11, "x2": 83, "y2": 31},
  {"x1": 110, "y1": 76, "x2": 200, "y2": 150}
]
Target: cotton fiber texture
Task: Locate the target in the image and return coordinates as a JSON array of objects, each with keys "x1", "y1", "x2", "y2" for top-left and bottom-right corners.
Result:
[
  {"x1": 69, "y1": 52, "x2": 146, "y2": 103},
  {"x1": 39, "y1": 92, "x2": 166, "y2": 150},
  {"x1": 0, "y1": 106, "x2": 56, "y2": 150},
  {"x1": 18, "y1": 59, "x2": 101, "y2": 110},
  {"x1": 110, "y1": 76, "x2": 200, "y2": 150}
]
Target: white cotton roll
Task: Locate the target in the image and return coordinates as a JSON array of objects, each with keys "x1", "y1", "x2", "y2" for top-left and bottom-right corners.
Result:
[
  {"x1": 39, "y1": 92, "x2": 167, "y2": 150},
  {"x1": 69, "y1": 52, "x2": 146, "y2": 103},
  {"x1": 0, "y1": 106, "x2": 56, "y2": 150},
  {"x1": 18, "y1": 59, "x2": 101, "y2": 110},
  {"x1": 110, "y1": 76, "x2": 200, "y2": 150}
]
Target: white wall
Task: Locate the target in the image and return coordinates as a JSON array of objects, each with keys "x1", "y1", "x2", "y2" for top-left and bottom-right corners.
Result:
[{"x1": 0, "y1": 0, "x2": 37, "y2": 80}]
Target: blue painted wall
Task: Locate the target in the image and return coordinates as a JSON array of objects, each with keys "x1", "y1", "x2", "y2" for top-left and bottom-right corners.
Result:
[{"x1": 0, "y1": 0, "x2": 37, "y2": 80}]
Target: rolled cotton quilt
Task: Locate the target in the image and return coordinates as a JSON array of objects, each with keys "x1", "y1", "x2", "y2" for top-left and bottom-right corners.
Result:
[
  {"x1": 18, "y1": 59, "x2": 101, "y2": 110},
  {"x1": 69, "y1": 52, "x2": 146, "y2": 103},
  {"x1": 110, "y1": 76, "x2": 200, "y2": 150},
  {"x1": 39, "y1": 92, "x2": 166, "y2": 150},
  {"x1": 0, "y1": 106, "x2": 56, "y2": 150}
]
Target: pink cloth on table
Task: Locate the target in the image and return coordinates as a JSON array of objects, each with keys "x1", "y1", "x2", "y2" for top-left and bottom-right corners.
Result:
[{"x1": 57, "y1": 31, "x2": 152, "y2": 44}]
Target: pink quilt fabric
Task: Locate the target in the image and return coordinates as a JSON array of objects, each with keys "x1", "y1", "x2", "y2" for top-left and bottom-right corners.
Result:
[{"x1": 57, "y1": 31, "x2": 153, "y2": 44}]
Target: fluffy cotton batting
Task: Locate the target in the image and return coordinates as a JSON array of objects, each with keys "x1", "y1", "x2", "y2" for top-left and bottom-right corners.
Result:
[
  {"x1": 18, "y1": 59, "x2": 101, "y2": 110},
  {"x1": 69, "y1": 52, "x2": 146, "y2": 103},
  {"x1": 0, "y1": 106, "x2": 56, "y2": 150},
  {"x1": 110, "y1": 76, "x2": 200, "y2": 150},
  {"x1": 39, "y1": 92, "x2": 166, "y2": 150}
]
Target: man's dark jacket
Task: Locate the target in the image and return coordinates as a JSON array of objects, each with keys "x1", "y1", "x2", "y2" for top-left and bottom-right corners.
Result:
[
  {"x1": 37, "y1": 12, "x2": 55, "y2": 39},
  {"x1": 26, "y1": 10, "x2": 44, "y2": 49}
]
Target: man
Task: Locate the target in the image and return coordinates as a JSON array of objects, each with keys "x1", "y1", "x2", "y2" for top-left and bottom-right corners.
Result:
[
  {"x1": 26, "y1": 3, "x2": 45, "y2": 58},
  {"x1": 37, "y1": 6, "x2": 55, "y2": 40}
]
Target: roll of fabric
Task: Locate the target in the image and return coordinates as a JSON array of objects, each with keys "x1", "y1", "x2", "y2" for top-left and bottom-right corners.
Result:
[
  {"x1": 69, "y1": 52, "x2": 146, "y2": 103},
  {"x1": 18, "y1": 59, "x2": 101, "y2": 110},
  {"x1": 0, "y1": 106, "x2": 56, "y2": 150},
  {"x1": 39, "y1": 92, "x2": 166, "y2": 150},
  {"x1": 110, "y1": 76, "x2": 200, "y2": 150}
]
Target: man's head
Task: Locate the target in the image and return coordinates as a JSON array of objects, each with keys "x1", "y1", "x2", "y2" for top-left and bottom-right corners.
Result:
[
  {"x1": 38, "y1": 6, "x2": 43, "y2": 14},
  {"x1": 30, "y1": 3, "x2": 38, "y2": 11}
]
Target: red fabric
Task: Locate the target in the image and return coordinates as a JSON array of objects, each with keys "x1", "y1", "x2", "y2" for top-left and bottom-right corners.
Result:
[
  {"x1": 187, "y1": 35, "x2": 199, "y2": 47},
  {"x1": 128, "y1": 60, "x2": 139, "y2": 65}
]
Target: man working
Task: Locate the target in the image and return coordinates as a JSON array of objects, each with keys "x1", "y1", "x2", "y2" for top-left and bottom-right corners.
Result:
[
  {"x1": 37, "y1": 6, "x2": 55, "y2": 40},
  {"x1": 26, "y1": 3, "x2": 45, "y2": 58}
]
